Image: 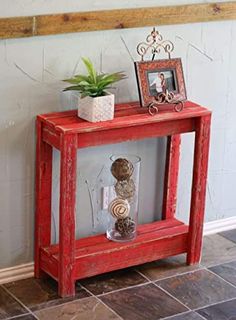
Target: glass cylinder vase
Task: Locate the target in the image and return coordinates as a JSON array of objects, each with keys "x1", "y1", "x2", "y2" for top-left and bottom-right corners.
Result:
[{"x1": 106, "y1": 154, "x2": 141, "y2": 242}]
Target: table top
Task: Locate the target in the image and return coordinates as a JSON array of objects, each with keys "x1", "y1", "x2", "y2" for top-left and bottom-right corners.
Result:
[{"x1": 38, "y1": 100, "x2": 211, "y2": 135}]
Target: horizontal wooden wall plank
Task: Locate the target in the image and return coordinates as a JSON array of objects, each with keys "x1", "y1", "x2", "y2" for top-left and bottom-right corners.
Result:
[
  {"x1": 0, "y1": 2, "x2": 236, "y2": 40},
  {"x1": 0, "y1": 16, "x2": 34, "y2": 39}
]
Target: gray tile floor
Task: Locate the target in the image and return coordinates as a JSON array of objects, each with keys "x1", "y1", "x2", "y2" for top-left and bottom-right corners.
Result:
[{"x1": 1, "y1": 230, "x2": 236, "y2": 319}]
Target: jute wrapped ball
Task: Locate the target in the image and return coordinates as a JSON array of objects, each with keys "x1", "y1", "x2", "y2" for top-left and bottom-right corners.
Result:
[
  {"x1": 108, "y1": 198, "x2": 130, "y2": 219},
  {"x1": 111, "y1": 158, "x2": 134, "y2": 181},
  {"x1": 115, "y1": 217, "x2": 136, "y2": 236},
  {"x1": 115, "y1": 179, "x2": 136, "y2": 200}
]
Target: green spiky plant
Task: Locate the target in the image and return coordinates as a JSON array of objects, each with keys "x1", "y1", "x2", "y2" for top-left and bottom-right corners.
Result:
[{"x1": 63, "y1": 58, "x2": 126, "y2": 98}]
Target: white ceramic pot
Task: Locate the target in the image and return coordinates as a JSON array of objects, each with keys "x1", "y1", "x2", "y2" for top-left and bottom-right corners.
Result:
[{"x1": 78, "y1": 92, "x2": 115, "y2": 122}]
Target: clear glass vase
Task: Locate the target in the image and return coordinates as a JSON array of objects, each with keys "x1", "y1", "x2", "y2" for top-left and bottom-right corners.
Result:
[{"x1": 106, "y1": 154, "x2": 141, "y2": 242}]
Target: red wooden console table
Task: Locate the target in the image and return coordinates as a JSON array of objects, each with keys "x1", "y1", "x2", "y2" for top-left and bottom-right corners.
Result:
[{"x1": 35, "y1": 101, "x2": 211, "y2": 297}]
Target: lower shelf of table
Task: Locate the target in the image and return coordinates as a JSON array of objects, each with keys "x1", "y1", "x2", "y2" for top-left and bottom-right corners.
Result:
[{"x1": 40, "y1": 218, "x2": 189, "y2": 281}]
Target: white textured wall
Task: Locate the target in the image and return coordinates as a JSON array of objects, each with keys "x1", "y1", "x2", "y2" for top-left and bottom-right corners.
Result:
[{"x1": 0, "y1": 0, "x2": 236, "y2": 268}]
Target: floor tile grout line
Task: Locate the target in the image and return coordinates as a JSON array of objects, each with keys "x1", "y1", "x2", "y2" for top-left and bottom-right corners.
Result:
[
  {"x1": 28, "y1": 295, "x2": 93, "y2": 314},
  {"x1": 1, "y1": 239, "x2": 236, "y2": 319},
  {"x1": 196, "y1": 313, "x2": 208, "y2": 320},
  {"x1": 206, "y1": 267, "x2": 236, "y2": 290},
  {"x1": 152, "y1": 264, "x2": 236, "y2": 285},
  {"x1": 153, "y1": 282, "x2": 191, "y2": 312},
  {"x1": 4, "y1": 313, "x2": 34, "y2": 320},
  {"x1": 202, "y1": 257, "x2": 236, "y2": 269},
  {"x1": 1, "y1": 285, "x2": 39, "y2": 320},
  {"x1": 160, "y1": 310, "x2": 191, "y2": 320},
  {"x1": 193, "y1": 295, "x2": 236, "y2": 312},
  {"x1": 2, "y1": 278, "x2": 155, "y2": 317},
  {"x1": 79, "y1": 284, "x2": 124, "y2": 320},
  {"x1": 134, "y1": 268, "x2": 153, "y2": 282},
  {"x1": 150, "y1": 269, "x2": 206, "y2": 320},
  {"x1": 150, "y1": 266, "x2": 206, "y2": 283},
  {"x1": 81, "y1": 274, "x2": 209, "y2": 319},
  {"x1": 154, "y1": 267, "x2": 236, "y2": 314},
  {"x1": 96, "y1": 279, "x2": 152, "y2": 297},
  {"x1": 160, "y1": 310, "x2": 207, "y2": 320},
  {"x1": 98, "y1": 280, "x2": 152, "y2": 297},
  {"x1": 3, "y1": 279, "x2": 93, "y2": 315},
  {"x1": 67, "y1": 279, "x2": 236, "y2": 320},
  {"x1": 27, "y1": 264, "x2": 230, "y2": 316}
]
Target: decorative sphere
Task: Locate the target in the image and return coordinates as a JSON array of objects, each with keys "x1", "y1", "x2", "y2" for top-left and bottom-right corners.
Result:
[
  {"x1": 108, "y1": 198, "x2": 130, "y2": 219},
  {"x1": 115, "y1": 217, "x2": 136, "y2": 236},
  {"x1": 111, "y1": 158, "x2": 134, "y2": 181},
  {"x1": 115, "y1": 179, "x2": 136, "y2": 201}
]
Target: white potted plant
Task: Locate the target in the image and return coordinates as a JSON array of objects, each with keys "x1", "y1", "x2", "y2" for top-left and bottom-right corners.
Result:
[{"x1": 63, "y1": 58, "x2": 126, "y2": 122}]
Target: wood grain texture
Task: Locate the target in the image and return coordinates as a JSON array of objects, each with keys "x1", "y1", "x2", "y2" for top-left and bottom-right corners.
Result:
[
  {"x1": 35, "y1": 100, "x2": 211, "y2": 297},
  {"x1": 43, "y1": 218, "x2": 184, "y2": 257},
  {"x1": 76, "y1": 118, "x2": 195, "y2": 149},
  {"x1": 162, "y1": 135, "x2": 181, "y2": 219},
  {"x1": 1, "y1": 2, "x2": 236, "y2": 40},
  {"x1": 42, "y1": 124, "x2": 60, "y2": 150},
  {"x1": 59, "y1": 134, "x2": 77, "y2": 297},
  {"x1": 35, "y1": 119, "x2": 53, "y2": 279},
  {"x1": 37, "y1": 101, "x2": 208, "y2": 132},
  {"x1": 39, "y1": 101, "x2": 209, "y2": 149},
  {"x1": 41, "y1": 101, "x2": 210, "y2": 135},
  {"x1": 40, "y1": 248, "x2": 58, "y2": 280},
  {"x1": 187, "y1": 114, "x2": 211, "y2": 265},
  {"x1": 0, "y1": 16, "x2": 33, "y2": 39},
  {"x1": 40, "y1": 221, "x2": 189, "y2": 281},
  {"x1": 73, "y1": 228, "x2": 188, "y2": 280}
]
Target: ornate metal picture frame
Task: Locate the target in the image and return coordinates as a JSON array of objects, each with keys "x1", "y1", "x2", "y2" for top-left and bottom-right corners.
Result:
[
  {"x1": 135, "y1": 58, "x2": 187, "y2": 108},
  {"x1": 134, "y1": 28, "x2": 187, "y2": 114}
]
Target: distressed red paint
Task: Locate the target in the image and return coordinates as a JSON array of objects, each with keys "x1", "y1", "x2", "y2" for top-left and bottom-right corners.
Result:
[
  {"x1": 162, "y1": 134, "x2": 181, "y2": 219},
  {"x1": 35, "y1": 101, "x2": 211, "y2": 297}
]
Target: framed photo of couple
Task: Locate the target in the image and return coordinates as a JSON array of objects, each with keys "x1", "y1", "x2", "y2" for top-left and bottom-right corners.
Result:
[{"x1": 135, "y1": 58, "x2": 187, "y2": 107}]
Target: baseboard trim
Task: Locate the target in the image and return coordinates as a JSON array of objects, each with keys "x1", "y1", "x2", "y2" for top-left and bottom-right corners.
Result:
[
  {"x1": 203, "y1": 216, "x2": 236, "y2": 236},
  {"x1": 0, "y1": 262, "x2": 34, "y2": 285},
  {"x1": 0, "y1": 217, "x2": 236, "y2": 285}
]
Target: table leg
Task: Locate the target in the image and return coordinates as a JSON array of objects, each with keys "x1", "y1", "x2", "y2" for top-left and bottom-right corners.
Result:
[
  {"x1": 162, "y1": 134, "x2": 181, "y2": 219},
  {"x1": 35, "y1": 120, "x2": 52, "y2": 278},
  {"x1": 59, "y1": 134, "x2": 77, "y2": 297},
  {"x1": 187, "y1": 115, "x2": 211, "y2": 265}
]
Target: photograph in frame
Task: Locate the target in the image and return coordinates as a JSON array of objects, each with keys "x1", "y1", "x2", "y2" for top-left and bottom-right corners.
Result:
[{"x1": 135, "y1": 58, "x2": 187, "y2": 107}]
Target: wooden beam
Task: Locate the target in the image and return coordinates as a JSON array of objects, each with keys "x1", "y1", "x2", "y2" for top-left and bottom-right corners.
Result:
[
  {"x1": 1, "y1": 2, "x2": 236, "y2": 40},
  {"x1": 0, "y1": 16, "x2": 34, "y2": 39}
]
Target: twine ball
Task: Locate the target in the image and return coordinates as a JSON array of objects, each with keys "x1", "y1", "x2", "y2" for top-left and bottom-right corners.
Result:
[
  {"x1": 115, "y1": 179, "x2": 136, "y2": 201},
  {"x1": 111, "y1": 158, "x2": 134, "y2": 181},
  {"x1": 115, "y1": 217, "x2": 136, "y2": 236},
  {"x1": 108, "y1": 198, "x2": 130, "y2": 219}
]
